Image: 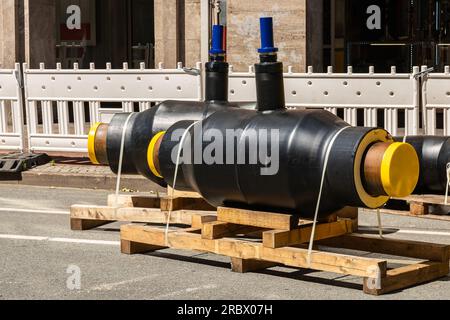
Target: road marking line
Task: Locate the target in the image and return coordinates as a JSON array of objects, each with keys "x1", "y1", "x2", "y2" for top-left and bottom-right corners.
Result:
[
  {"x1": 0, "y1": 233, "x2": 119, "y2": 246},
  {"x1": 154, "y1": 284, "x2": 218, "y2": 299},
  {"x1": 49, "y1": 238, "x2": 120, "y2": 246},
  {"x1": 0, "y1": 207, "x2": 70, "y2": 215},
  {"x1": 90, "y1": 275, "x2": 160, "y2": 291},
  {"x1": 360, "y1": 226, "x2": 450, "y2": 237},
  {"x1": 0, "y1": 234, "x2": 48, "y2": 241},
  {"x1": 397, "y1": 229, "x2": 450, "y2": 237}
]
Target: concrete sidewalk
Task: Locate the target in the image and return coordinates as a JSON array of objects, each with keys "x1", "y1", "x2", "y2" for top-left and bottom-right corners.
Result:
[{"x1": 0, "y1": 158, "x2": 165, "y2": 193}]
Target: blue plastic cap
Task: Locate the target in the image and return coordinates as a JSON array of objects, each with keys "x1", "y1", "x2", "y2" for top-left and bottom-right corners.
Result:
[
  {"x1": 258, "y1": 17, "x2": 278, "y2": 54},
  {"x1": 210, "y1": 25, "x2": 226, "y2": 55}
]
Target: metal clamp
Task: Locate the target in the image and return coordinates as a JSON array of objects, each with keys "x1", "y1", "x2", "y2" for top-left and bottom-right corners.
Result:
[
  {"x1": 182, "y1": 67, "x2": 201, "y2": 76},
  {"x1": 414, "y1": 67, "x2": 434, "y2": 79}
]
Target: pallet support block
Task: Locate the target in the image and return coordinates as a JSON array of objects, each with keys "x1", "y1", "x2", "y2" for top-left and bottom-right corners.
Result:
[
  {"x1": 410, "y1": 202, "x2": 429, "y2": 216},
  {"x1": 121, "y1": 239, "x2": 167, "y2": 255},
  {"x1": 160, "y1": 197, "x2": 215, "y2": 212},
  {"x1": 217, "y1": 207, "x2": 299, "y2": 230},
  {"x1": 70, "y1": 218, "x2": 112, "y2": 231},
  {"x1": 263, "y1": 220, "x2": 353, "y2": 249},
  {"x1": 363, "y1": 261, "x2": 449, "y2": 295},
  {"x1": 107, "y1": 194, "x2": 163, "y2": 208},
  {"x1": 230, "y1": 258, "x2": 279, "y2": 273}
]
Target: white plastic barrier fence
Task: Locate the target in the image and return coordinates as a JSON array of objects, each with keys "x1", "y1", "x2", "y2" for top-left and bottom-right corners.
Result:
[
  {"x1": 422, "y1": 65, "x2": 450, "y2": 136},
  {"x1": 229, "y1": 66, "x2": 421, "y2": 136},
  {"x1": 0, "y1": 64, "x2": 24, "y2": 152},
  {"x1": 23, "y1": 62, "x2": 203, "y2": 153},
  {"x1": 1, "y1": 62, "x2": 440, "y2": 155}
]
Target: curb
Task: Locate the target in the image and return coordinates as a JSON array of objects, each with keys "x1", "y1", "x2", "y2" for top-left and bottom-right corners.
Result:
[{"x1": 0, "y1": 170, "x2": 166, "y2": 192}]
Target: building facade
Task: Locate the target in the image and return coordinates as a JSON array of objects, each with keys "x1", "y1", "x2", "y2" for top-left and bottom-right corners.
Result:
[{"x1": 0, "y1": 1, "x2": 448, "y2": 73}]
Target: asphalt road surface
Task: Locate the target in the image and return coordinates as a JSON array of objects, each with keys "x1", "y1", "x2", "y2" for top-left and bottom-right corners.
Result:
[{"x1": 0, "y1": 184, "x2": 450, "y2": 300}]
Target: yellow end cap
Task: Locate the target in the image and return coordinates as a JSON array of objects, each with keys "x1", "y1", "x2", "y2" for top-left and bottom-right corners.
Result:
[
  {"x1": 380, "y1": 142, "x2": 419, "y2": 198},
  {"x1": 88, "y1": 122, "x2": 102, "y2": 165},
  {"x1": 147, "y1": 131, "x2": 166, "y2": 179}
]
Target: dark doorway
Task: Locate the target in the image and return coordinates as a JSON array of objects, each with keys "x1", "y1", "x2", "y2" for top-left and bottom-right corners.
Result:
[
  {"x1": 56, "y1": 0, "x2": 155, "y2": 69},
  {"x1": 324, "y1": 0, "x2": 450, "y2": 73}
]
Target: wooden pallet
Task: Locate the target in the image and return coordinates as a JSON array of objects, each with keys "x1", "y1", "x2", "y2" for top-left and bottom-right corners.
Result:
[
  {"x1": 378, "y1": 194, "x2": 450, "y2": 222},
  {"x1": 120, "y1": 205, "x2": 449, "y2": 295},
  {"x1": 70, "y1": 193, "x2": 216, "y2": 231}
]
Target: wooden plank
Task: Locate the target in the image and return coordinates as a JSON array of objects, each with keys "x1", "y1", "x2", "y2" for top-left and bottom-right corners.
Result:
[
  {"x1": 259, "y1": 245, "x2": 386, "y2": 278},
  {"x1": 107, "y1": 194, "x2": 161, "y2": 208},
  {"x1": 160, "y1": 197, "x2": 215, "y2": 212},
  {"x1": 371, "y1": 208, "x2": 450, "y2": 222},
  {"x1": 230, "y1": 258, "x2": 278, "y2": 273},
  {"x1": 70, "y1": 218, "x2": 112, "y2": 231},
  {"x1": 263, "y1": 220, "x2": 353, "y2": 249},
  {"x1": 70, "y1": 205, "x2": 214, "y2": 226},
  {"x1": 319, "y1": 234, "x2": 450, "y2": 262},
  {"x1": 121, "y1": 239, "x2": 166, "y2": 255},
  {"x1": 121, "y1": 224, "x2": 217, "y2": 253},
  {"x1": 217, "y1": 207, "x2": 299, "y2": 230},
  {"x1": 202, "y1": 221, "x2": 263, "y2": 240},
  {"x1": 364, "y1": 262, "x2": 450, "y2": 295},
  {"x1": 120, "y1": 225, "x2": 387, "y2": 278},
  {"x1": 394, "y1": 194, "x2": 446, "y2": 205}
]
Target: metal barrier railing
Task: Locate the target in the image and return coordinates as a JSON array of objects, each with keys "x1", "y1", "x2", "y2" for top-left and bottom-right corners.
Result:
[
  {"x1": 22, "y1": 62, "x2": 203, "y2": 153},
  {"x1": 421, "y1": 65, "x2": 450, "y2": 136},
  {"x1": 0, "y1": 64, "x2": 25, "y2": 152},
  {"x1": 229, "y1": 65, "x2": 421, "y2": 136}
]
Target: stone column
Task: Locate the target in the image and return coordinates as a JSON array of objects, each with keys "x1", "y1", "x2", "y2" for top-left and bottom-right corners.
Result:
[
  {"x1": 154, "y1": 0, "x2": 180, "y2": 68},
  {"x1": 227, "y1": 0, "x2": 307, "y2": 72},
  {"x1": 184, "y1": 0, "x2": 201, "y2": 67},
  {"x1": 0, "y1": 0, "x2": 21, "y2": 69},
  {"x1": 24, "y1": 0, "x2": 56, "y2": 68},
  {"x1": 306, "y1": 0, "x2": 323, "y2": 72}
]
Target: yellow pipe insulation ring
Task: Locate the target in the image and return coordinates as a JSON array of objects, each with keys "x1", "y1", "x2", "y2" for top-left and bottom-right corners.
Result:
[
  {"x1": 88, "y1": 122, "x2": 102, "y2": 165},
  {"x1": 147, "y1": 131, "x2": 166, "y2": 179}
]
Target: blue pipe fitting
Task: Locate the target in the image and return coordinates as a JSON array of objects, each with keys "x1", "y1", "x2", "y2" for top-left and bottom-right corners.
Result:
[
  {"x1": 209, "y1": 25, "x2": 226, "y2": 55},
  {"x1": 258, "y1": 17, "x2": 278, "y2": 54}
]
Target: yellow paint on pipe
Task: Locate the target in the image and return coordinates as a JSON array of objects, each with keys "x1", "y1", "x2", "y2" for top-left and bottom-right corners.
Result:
[{"x1": 147, "y1": 131, "x2": 166, "y2": 179}]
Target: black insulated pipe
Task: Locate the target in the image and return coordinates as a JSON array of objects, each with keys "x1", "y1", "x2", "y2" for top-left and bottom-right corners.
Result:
[
  {"x1": 396, "y1": 136, "x2": 450, "y2": 194},
  {"x1": 255, "y1": 17, "x2": 285, "y2": 111},
  {"x1": 205, "y1": 60, "x2": 229, "y2": 102}
]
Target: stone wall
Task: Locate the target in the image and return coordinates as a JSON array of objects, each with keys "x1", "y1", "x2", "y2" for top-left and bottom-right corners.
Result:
[{"x1": 226, "y1": 0, "x2": 307, "y2": 72}]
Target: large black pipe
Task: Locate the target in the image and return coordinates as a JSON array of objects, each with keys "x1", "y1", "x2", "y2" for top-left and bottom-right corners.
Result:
[
  {"x1": 396, "y1": 136, "x2": 450, "y2": 194},
  {"x1": 158, "y1": 108, "x2": 415, "y2": 218}
]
